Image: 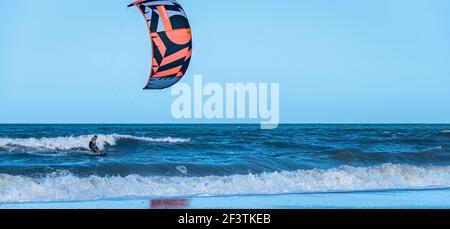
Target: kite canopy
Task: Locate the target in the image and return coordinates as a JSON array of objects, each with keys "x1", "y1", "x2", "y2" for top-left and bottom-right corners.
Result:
[{"x1": 128, "y1": 0, "x2": 192, "y2": 90}]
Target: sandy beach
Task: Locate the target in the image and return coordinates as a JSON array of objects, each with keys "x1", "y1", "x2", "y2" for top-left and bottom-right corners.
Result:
[{"x1": 2, "y1": 188, "x2": 450, "y2": 209}]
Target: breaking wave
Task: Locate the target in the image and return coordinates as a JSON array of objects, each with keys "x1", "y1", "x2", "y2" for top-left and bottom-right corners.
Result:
[
  {"x1": 0, "y1": 164, "x2": 449, "y2": 203},
  {"x1": 439, "y1": 130, "x2": 450, "y2": 137},
  {"x1": 0, "y1": 134, "x2": 190, "y2": 152}
]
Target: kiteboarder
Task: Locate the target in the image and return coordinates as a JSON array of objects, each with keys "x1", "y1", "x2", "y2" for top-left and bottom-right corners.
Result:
[{"x1": 89, "y1": 136, "x2": 100, "y2": 154}]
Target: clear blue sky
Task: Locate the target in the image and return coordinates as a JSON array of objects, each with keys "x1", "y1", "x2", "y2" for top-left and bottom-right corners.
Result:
[{"x1": 1, "y1": 0, "x2": 449, "y2": 123}]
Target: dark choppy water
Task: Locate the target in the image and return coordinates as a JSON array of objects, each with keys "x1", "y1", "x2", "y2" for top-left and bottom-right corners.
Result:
[{"x1": 1, "y1": 124, "x2": 450, "y2": 203}]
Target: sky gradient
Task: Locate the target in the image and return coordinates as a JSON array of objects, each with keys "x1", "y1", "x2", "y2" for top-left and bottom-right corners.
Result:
[{"x1": 1, "y1": 0, "x2": 449, "y2": 123}]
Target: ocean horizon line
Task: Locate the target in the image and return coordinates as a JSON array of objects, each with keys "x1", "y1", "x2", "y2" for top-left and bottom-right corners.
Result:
[{"x1": 0, "y1": 123, "x2": 450, "y2": 125}]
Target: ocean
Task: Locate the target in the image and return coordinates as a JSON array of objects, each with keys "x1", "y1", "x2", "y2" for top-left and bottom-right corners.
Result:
[{"x1": 1, "y1": 124, "x2": 450, "y2": 208}]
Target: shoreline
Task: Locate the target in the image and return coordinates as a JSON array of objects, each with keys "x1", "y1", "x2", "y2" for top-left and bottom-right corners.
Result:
[{"x1": 2, "y1": 188, "x2": 450, "y2": 209}]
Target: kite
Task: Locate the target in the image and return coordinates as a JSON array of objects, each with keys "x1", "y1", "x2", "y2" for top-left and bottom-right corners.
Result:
[{"x1": 128, "y1": 0, "x2": 192, "y2": 89}]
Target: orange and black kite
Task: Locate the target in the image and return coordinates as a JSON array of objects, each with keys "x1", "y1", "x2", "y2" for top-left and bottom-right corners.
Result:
[{"x1": 128, "y1": 0, "x2": 192, "y2": 89}]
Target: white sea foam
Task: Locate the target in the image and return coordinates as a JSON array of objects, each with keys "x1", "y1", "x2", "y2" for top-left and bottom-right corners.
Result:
[
  {"x1": 0, "y1": 134, "x2": 190, "y2": 151},
  {"x1": 441, "y1": 130, "x2": 450, "y2": 134},
  {"x1": 176, "y1": 166, "x2": 189, "y2": 175},
  {"x1": 423, "y1": 146, "x2": 443, "y2": 152},
  {"x1": 0, "y1": 164, "x2": 449, "y2": 203}
]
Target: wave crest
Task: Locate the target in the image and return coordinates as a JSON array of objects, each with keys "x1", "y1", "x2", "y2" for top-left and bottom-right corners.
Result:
[
  {"x1": 0, "y1": 134, "x2": 190, "y2": 151},
  {"x1": 0, "y1": 164, "x2": 449, "y2": 203},
  {"x1": 439, "y1": 130, "x2": 450, "y2": 137}
]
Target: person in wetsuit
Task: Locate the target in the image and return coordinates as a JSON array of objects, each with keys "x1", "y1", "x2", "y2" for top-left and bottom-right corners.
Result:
[{"x1": 89, "y1": 135, "x2": 100, "y2": 154}]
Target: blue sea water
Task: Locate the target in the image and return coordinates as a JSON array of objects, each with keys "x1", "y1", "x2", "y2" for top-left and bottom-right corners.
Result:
[{"x1": 0, "y1": 124, "x2": 450, "y2": 204}]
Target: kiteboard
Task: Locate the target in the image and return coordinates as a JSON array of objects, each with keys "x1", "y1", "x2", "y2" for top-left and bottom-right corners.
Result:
[{"x1": 90, "y1": 152, "x2": 108, "y2": 157}]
